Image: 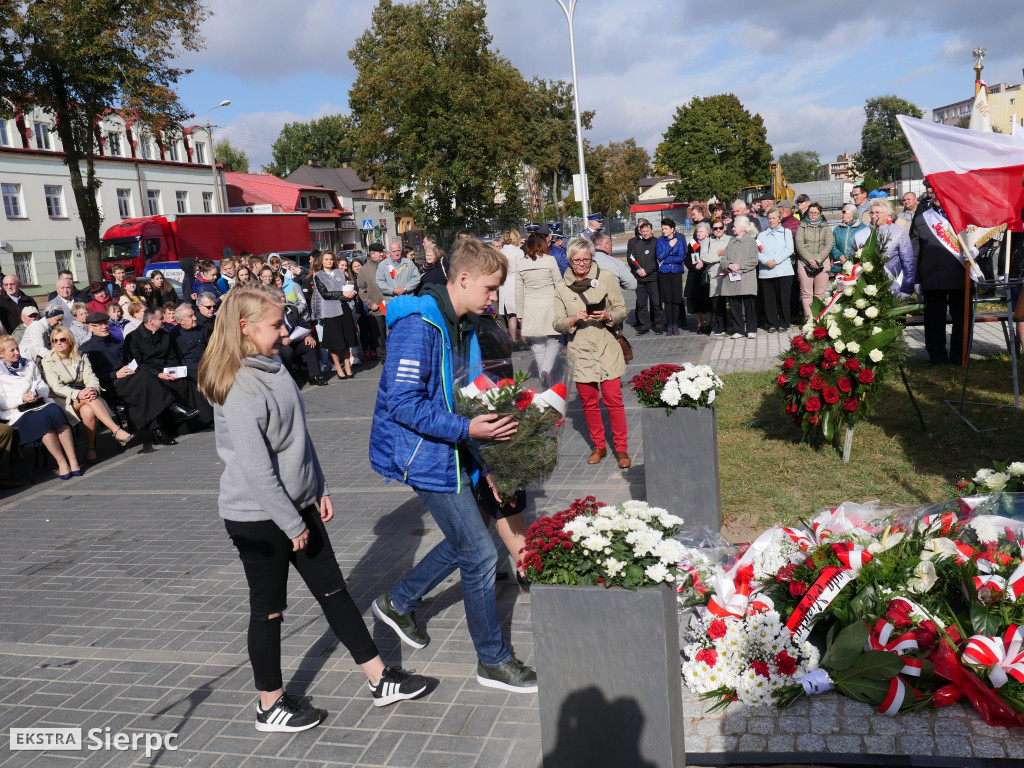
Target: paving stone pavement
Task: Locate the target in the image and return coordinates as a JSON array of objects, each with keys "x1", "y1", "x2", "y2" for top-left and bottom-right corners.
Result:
[{"x1": 0, "y1": 300, "x2": 1007, "y2": 767}]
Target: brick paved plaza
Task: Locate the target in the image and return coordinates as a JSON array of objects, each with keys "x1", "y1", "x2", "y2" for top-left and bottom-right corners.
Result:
[{"x1": 0, "y1": 304, "x2": 1017, "y2": 767}]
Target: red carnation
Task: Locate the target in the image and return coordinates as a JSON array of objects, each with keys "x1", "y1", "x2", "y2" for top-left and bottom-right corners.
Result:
[
  {"x1": 495, "y1": 378, "x2": 516, "y2": 388},
  {"x1": 789, "y1": 581, "x2": 808, "y2": 597},
  {"x1": 695, "y1": 648, "x2": 719, "y2": 667},
  {"x1": 798, "y1": 363, "x2": 815, "y2": 378},
  {"x1": 813, "y1": 326, "x2": 828, "y2": 340},
  {"x1": 785, "y1": 402, "x2": 798, "y2": 414},
  {"x1": 822, "y1": 347, "x2": 840, "y2": 363},
  {"x1": 844, "y1": 358, "x2": 861, "y2": 372},
  {"x1": 782, "y1": 357, "x2": 795, "y2": 371},
  {"x1": 858, "y1": 368, "x2": 874, "y2": 384},
  {"x1": 915, "y1": 619, "x2": 938, "y2": 651},
  {"x1": 823, "y1": 386, "x2": 840, "y2": 404},
  {"x1": 775, "y1": 650, "x2": 798, "y2": 676},
  {"x1": 810, "y1": 374, "x2": 825, "y2": 390},
  {"x1": 842, "y1": 398, "x2": 858, "y2": 412},
  {"x1": 837, "y1": 376, "x2": 852, "y2": 393},
  {"x1": 804, "y1": 396, "x2": 821, "y2": 413},
  {"x1": 885, "y1": 599, "x2": 913, "y2": 629},
  {"x1": 751, "y1": 660, "x2": 771, "y2": 678},
  {"x1": 515, "y1": 389, "x2": 535, "y2": 410},
  {"x1": 561, "y1": 540, "x2": 573, "y2": 549},
  {"x1": 797, "y1": 380, "x2": 809, "y2": 393},
  {"x1": 777, "y1": 374, "x2": 789, "y2": 388},
  {"x1": 707, "y1": 619, "x2": 727, "y2": 640}
]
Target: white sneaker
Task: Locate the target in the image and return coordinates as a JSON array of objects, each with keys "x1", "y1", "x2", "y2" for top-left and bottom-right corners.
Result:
[
  {"x1": 747, "y1": 333, "x2": 757, "y2": 339},
  {"x1": 729, "y1": 333, "x2": 744, "y2": 339}
]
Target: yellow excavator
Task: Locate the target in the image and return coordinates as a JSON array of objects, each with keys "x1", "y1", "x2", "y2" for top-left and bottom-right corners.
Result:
[{"x1": 737, "y1": 161, "x2": 796, "y2": 207}]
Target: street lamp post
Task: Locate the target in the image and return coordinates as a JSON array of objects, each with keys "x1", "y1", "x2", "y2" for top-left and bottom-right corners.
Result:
[
  {"x1": 205, "y1": 99, "x2": 231, "y2": 213},
  {"x1": 553, "y1": 0, "x2": 589, "y2": 224}
]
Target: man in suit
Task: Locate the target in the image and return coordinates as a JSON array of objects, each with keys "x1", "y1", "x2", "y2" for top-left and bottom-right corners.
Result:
[{"x1": 0, "y1": 274, "x2": 37, "y2": 333}]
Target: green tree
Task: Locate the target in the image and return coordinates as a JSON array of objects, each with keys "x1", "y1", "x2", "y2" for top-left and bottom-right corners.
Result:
[
  {"x1": 858, "y1": 95, "x2": 923, "y2": 181},
  {"x1": 654, "y1": 94, "x2": 772, "y2": 202},
  {"x1": 585, "y1": 139, "x2": 651, "y2": 217},
  {"x1": 347, "y1": 0, "x2": 529, "y2": 235},
  {"x1": 779, "y1": 150, "x2": 822, "y2": 183},
  {"x1": 215, "y1": 138, "x2": 249, "y2": 174},
  {"x1": 0, "y1": 0, "x2": 209, "y2": 281},
  {"x1": 262, "y1": 114, "x2": 354, "y2": 177}
]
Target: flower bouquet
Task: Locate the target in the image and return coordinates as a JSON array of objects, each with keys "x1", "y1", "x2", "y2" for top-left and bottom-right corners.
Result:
[{"x1": 630, "y1": 362, "x2": 724, "y2": 414}]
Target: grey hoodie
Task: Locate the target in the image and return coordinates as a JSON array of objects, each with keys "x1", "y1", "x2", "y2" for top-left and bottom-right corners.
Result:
[{"x1": 214, "y1": 355, "x2": 328, "y2": 539}]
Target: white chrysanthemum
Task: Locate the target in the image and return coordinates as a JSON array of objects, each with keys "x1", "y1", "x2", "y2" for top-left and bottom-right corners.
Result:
[
  {"x1": 985, "y1": 472, "x2": 1010, "y2": 492},
  {"x1": 656, "y1": 511, "x2": 684, "y2": 528},
  {"x1": 846, "y1": 341, "x2": 860, "y2": 354},
  {"x1": 969, "y1": 517, "x2": 1000, "y2": 545},
  {"x1": 626, "y1": 529, "x2": 662, "y2": 556},
  {"x1": 708, "y1": 389, "x2": 716, "y2": 404},
  {"x1": 581, "y1": 534, "x2": 610, "y2": 552},
  {"x1": 645, "y1": 562, "x2": 670, "y2": 583},
  {"x1": 853, "y1": 316, "x2": 864, "y2": 326},
  {"x1": 654, "y1": 538, "x2": 685, "y2": 562},
  {"x1": 855, "y1": 299, "x2": 867, "y2": 309},
  {"x1": 843, "y1": 307, "x2": 858, "y2": 319},
  {"x1": 622, "y1": 500, "x2": 649, "y2": 514},
  {"x1": 869, "y1": 349, "x2": 883, "y2": 362},
  {"x1": 864, "y1": 284, "x2": 878, "y2": 296},
  {"x1": 605, "y1": 557, "x2": 626, "y2": 578}
]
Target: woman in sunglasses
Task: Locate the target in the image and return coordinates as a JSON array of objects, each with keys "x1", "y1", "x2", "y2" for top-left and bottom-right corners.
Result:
[{"x1": 700, "y1": 219, "x2": 733, "y2": 336}]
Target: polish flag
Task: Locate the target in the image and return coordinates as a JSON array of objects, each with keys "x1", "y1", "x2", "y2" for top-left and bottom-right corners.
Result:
[
  {"x1": 897, "y1": 115, "x2": 1024, "y2": 233},
  {"x1": 460, "y1": 374, "x2": 496, "y2": 399},
  {"x1": 535, "y1": 382, "x2": 568, "y2": 416}
]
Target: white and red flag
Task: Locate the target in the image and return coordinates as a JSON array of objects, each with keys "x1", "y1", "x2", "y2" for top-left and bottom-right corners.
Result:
[{"x1": 897, "y1": 115, "x2": 1024, "y2": 233}]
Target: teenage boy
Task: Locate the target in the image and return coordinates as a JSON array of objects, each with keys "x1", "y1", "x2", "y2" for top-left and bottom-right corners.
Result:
[{"x1": 368, "y1": 239, "x2": 537, "y2": 693}]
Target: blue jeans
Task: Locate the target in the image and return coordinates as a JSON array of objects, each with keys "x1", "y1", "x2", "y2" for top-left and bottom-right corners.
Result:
[{"x1": 390, "y1": 471, "x2": 511, "y2": 667}]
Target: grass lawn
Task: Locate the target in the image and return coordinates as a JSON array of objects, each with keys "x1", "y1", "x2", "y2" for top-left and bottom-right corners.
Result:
[{"x1": 715, "y1": 355, "x2": 1024, "y2": 540}]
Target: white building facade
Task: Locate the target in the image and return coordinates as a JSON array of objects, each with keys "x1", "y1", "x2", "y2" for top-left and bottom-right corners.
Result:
[{"x1": 0, "y1": 108, "x2": 219, "y2": 291}]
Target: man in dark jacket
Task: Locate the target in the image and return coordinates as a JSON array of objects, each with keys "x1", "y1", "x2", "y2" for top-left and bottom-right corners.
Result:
[
  {"x1": 357, "y1": 243, "x2": 388, "y2": 358},
  {"x1": 0, "y1": 274, "x2": 37, "y2": 334},
  {"x1": 910, "y1": 198, "x2": 968, "y2": 365},
  {"x1": 626, "y1": 219, "x2": 664, "y2": 334},
  {"x1": 169, "y1": 303, "x2": 215, "y2": 424}
]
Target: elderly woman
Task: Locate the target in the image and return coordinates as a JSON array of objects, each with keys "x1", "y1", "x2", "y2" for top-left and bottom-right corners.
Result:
[
  {"x1": 794, "y1": 202, "x2": 833, "y2": 318},
  {"x1": 0, "y1": 334, "x2": 81, "y2": 479},
  {"x1": 515, "y1": 232, "x2": 563, "y2": 389},
  {"x1": 863, "y1": 198, "x2": 916, "y2": 297},
  {"x1": 722, "y1": 216, "x2": 760, "y2": 338},
  {"x1": 69, "y1": 302, "x2": 92, "y2": 346},
  {"x1": 685, "y1": 222, "x2": 714, "y2": 334},
  {"x1": 831, "y1": 204, "x2": 867, "y2": 273},
  {"x1": 42, "y1": 323, "x2": 132, "y2": 462},
  {"x1": 553, "y1": 238, "x2": 630, "y2": 469},
  {"x1": 756, "y1": 207, "x2": 795, "y2": 332},
  {"x1": 498, "y1": 228, "x2": 524, "y2": 346},
  {"x1": 656, "y1": 218, "x2": 687, "y2": 335},
  {"x1": 418, "y1": 240, "x2": 449, "y2": 290},
  {"x1": 701, "y1": 219, "x2": 733, "y2": 336}
]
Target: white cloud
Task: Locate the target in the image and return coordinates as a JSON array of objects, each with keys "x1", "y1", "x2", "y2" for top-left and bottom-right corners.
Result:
[{"x1": 215, "y1": 103, "x2": 347, "y2": 171}]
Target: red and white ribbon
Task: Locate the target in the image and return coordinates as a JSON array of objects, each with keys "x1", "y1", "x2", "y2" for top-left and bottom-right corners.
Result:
[
  {"x1": 974, "y1": 575, "x2": 1006, "y2": 600},
  {"x1": 963, "y1": 625, "x2": 1024, "y2": 688},
  {"x1": 814, "y1": 265, "x2": 863, "y2": 321},
  {"x1": 676, "y1": 560, "x2": 708, "y2": 596},
  {"x1": 747, "y1": 590, "x2": 775, "y2": 614},
  {"x1": 919, "y1": 511, "x2": 958, "y2": 535},
  {"x1": 865, "y1": 619, "x2": 922, "y2": 677},
  {"x1": 1007, "y1": 562, "x2": 1024, "y2": 601},
  {"x1": 832, "y1": 542, "x2": 872, "y2": 572},
  {"x1": 877, "y1": 676, "x2": 908, "y2": 716},
  {"x1": 460, "y1": 374, "x2": 496, "y2": 399},
  {"x1": 707, "y1": 575, "x2": 752, "y2": 618}
]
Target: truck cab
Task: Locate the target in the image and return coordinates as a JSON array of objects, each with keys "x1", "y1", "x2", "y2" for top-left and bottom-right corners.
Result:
[{"x1": 100, "y1": 217, "x2": 175, "y2": 278}]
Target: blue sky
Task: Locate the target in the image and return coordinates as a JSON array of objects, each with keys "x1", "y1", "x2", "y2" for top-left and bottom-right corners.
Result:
[{"x1": 173, "y1": 0, "x2": 1024, "y2": 174}]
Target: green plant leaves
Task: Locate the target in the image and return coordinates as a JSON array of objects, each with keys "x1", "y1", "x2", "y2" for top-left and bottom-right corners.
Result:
[{"x1": 861, "y1": 327, "x2": 901, "y2": 354}]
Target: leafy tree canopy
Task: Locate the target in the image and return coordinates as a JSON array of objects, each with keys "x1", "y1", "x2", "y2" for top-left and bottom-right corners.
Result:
[
  {"x1": 262, "y1": 114, "x2": 354, "y2": 177},
  {"x1": 0, "y1": 0, "x2": 209, "y2": 281},
  {"x1": 779, "y1": 150, "x2": 822, "y2": 184},
  {"x1": 347, "y1": 0, "x2": 529, "y2": 234},
  {"x1": 858, "y1": 95, "x2": 923, "y2": 181},
  {"x1": 654, "y1": 94, "x2": 772, "y2": 202},
  {"x1": 215, "y1": 138, "x2": 249, "y2": 174},
  {"x1": 585, "y1": 139, "x2": 651, "y2": 217}
]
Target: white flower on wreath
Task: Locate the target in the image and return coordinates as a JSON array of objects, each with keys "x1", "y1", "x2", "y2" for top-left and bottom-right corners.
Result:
[
  {"x1": 969, "y1": 516, "x2": 1001, "y2": 545},
  {"x1": 908, "y1": 560, "x2": 938, "y2": 594},
  {"x1": 645, "y1": 562, "x2": 671, "y2": 583},
  {"x1": 921, "y1": 537, "x2": 959, "y2": 560},
  {"x1": 846, "y1": 341, "x2": 861, "y2": 354},
  {"x1": 828, "y1": 325, "x2": 842, "y2": 339},
  {"x1": 853, "y1": 317, "x2": 865, "y2": 327},
  {"x1": 985, "y1": 472, "x2": 1010, "y2": 492},
  {"x1": 1009, "y1": 462, "x2": 1024, "y2": 477},
  {"x1": 843, "y1": 260, "x2": 856, "y2": 275},
  {"x1": 855, "y1": 299, "x2": 868, "y2": 309},
  {"x1": 862, "y1": 261, "x2": 874, "y2": 273},
  {"x1": 867, "y1": 529, "x2": 905, "y2": 554},
  {"x1": 872, "y1": 326, "x2": 884, "y2": 335},
  {"x1": 843, "y1": 287, "x2": 855, "y2": 297},
  {"x1": 869, "y1": 349, "x2": 883, "y2": 362},
  {"x1": 834, "y1": 340, "x2": 846, "y2": 353},
  {"x1": 864, "y1": 284, "x2": 878, "y2": 297},
  {"x1": 865, "y1": 306, "x2": 879, "y2": 319},
  {"x1": 974, "y1": 467, "x2": 995, "y2": 482},
  {"x1": 843, "y1": 308, "x2": 858, "y2": 319}
]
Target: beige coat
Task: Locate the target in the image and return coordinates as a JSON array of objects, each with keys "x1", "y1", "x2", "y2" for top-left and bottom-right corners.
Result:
[
  {"x1": 700, "y1": 235, "x2": 732, "y2": 298},
  {"x1": 795, "y1": 219, "x2": 833, "y2": 266},
  {"x1": 41, "y1": 351, "x2": 106, "y2": 427},
  {"x1": 497, "y1": 245, "x2": 523, "y2": 315},
  {"x1": 515, "y1": 254, "x2": 562, "y2": 337},
  {"x1": 552, "y1": 263, "x2": 627, "y2": 384}
]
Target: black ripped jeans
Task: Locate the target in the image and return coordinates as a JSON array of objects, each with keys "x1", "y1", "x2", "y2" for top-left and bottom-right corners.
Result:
[{"x1": 225, "y1": 505, "x2": 378, "y2": 692}]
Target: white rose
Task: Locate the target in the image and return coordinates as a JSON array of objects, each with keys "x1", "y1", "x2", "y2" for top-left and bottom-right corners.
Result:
[
  {"x1": 869, "y1": 349, "x2": 883, "y2": 362},
  {"x1": 834, "y1": 340, "x2": 846, "y2": 353},
  {"x1": 828, "y1": 325, "x2": 841, "y2": 339},
  {"x1": 1008, "y1": 462, "x2": 1024, "y2": 477},
  {"x1": 843, "y1": 260, "x2": 855, "y2": 275},
  {"x1": 853, "y1": 317, "x2": 864, "y2": 326},
  {"x1": 872, "y1": 326, "x2": 883, "y2": 335},
  {"x1": 865, "y1": 306, "x2": 879, "y2": 319},
  {"x1": 843, "y1": 308, "x2": 858, "y2": 319},
  {"x1": 973, "y1": 467, "x2": 995, "y2": 482},
  {"x1": 864, "y1": 285, "x2": 878, "y2": 296},
  {"x1": 862, "y1": 261, "x2": 874, "y2": 273},
  {"x1": 846, "y1": 341, "x2": 860, "y2": 354},
  {"x1": 843, "y1": 287, "x2": 855, "y2": 297},
  {"x1": 985, "y1": 472, "x2": 1010, "y2": 492},
  {"x1": 855, "y1": 299, "x2": 867, "y2": 309}
]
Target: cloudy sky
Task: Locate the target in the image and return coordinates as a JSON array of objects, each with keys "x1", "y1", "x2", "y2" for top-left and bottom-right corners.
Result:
[{"x1": 174, "y1": 0, "x2": 1024, "y2": 174}]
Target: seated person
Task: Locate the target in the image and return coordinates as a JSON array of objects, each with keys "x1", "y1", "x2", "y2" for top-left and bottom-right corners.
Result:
[
  {"x1": 195, "y1": 293, "x2": 217, "y2": 332},
  {"x1": 19, "y1": 308, "x2": 63, "y2": 363},
  {"x1": 69, "y1": 302, "x2": 92, "y2": 346},
  {"x1": 169, "y1": 303, "x2": 214, "y2": 423},
  {"x1": 87, "y1": 281, "x2": 113, "y2": 316},
  {"x1": 80, "y1": 312, "x2": 199, "y2": 446},
  {"x1": 272, "y1": 286, "x2": 328, "y2": 386},
  {"x1": 123, "y1": 301, "x2": 146, "y2": 336},
  {"x1": 0, "y1": 423, "x2": 24, "y2": 490},
  {"x1": 105, "y1": 302, "x2": 128, "y2": 342},
  {"x1": 12, "y1": 305, "x2": 40, "y2": 345},
  {"x1": 192, "y1": 260, "x2": 222, "y2": 300}
]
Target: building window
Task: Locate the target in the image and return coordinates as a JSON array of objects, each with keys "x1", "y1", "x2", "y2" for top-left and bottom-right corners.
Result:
[
  {"x1": 147, "y1": 189, "x2": 161, "y2": 215},
  {"x1": 55, "y1": 250, "x2": 73, "y2": 277},
  {"x1": 194, "y1": 142, "x2": 206, "y2": 164},
  {"x1": 44, "y1": 185, "x2": 65, "y2": 217},
  {"x1": 1012, "y1": 98, "x2": 1016, "y2": 107},
  {"x1": 108, "y1": 132, "x2": 121, "y2": 157},
  {"x1": 176, "y1": 191, "x2": 189, "y2": 213},
  {"x1": 139, "y1": 137, "x2": 152, "y2": 160},
  {"x1": 0, "y1": 120, "x2": 9, "y2": 147},
  {"x1": 299, "y1": 196, "x2": 309, "y2": 210},
  {"x1": 2, "y1": 183, "x2": 23, "y2": 217},
  {"x1": 202, "y1": 191, "x2": 213, "y2": 213},
  {"x1": 167, "y1": 141, "x2": 179, "y2": 162},
  {"x1": 117, "y1": 188, "x2": 133, "y2": 218},
  {"x1": 34, "y1": 122, "x2": 51, "y2": 150},
  {"x1": 13, "y1": 253, "x2": 35, "y2": 285}
]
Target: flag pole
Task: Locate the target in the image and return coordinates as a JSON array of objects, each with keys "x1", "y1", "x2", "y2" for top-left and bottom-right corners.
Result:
[{"x1": 961, "y1": 50, "x2": 987, "y2": 365}]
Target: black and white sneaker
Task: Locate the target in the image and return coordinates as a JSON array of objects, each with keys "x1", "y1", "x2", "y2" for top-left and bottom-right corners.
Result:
[
  {"x1": 255, "y1": 692, "x2": 326, "y2": 732},
  {"x1": 368, "y1": 666, "x2": 432, "y2": 707}
]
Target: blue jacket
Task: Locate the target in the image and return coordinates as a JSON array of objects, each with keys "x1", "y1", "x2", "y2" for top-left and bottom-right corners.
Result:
[
  {"x1": 831, "y1": 222, "x2": 866, "y2": 261},
  {"x1": 368, "y1": 293, "x2": 482, "y2": 493},
  {"x1": 549, "y1": 243, "x2": 568, "y2": 276},
  {"x1": 755, "y1": 225, "x2": 795, "y2": 278},
  {"x1": 656, "y1": 235, "x2": 686, "y2": 274}
]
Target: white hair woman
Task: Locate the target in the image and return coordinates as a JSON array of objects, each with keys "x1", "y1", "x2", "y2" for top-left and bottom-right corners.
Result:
[
  {"x1": 868, "y1": 199, "x2": 916, "y2": 296},
  {"x1": 721, "y1": 216, "x2": 761, "y2": 338},
  {"x1": 198, "y1": 284, "x2": 433, "y2": 732},
  {"x1": 831, "y1": 203, "x2": 866, "y2": 272}
]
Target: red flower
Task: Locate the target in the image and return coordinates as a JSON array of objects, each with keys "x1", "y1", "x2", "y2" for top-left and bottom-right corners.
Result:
[
  {"x1": 798, "y1": 363, "x2": 815, "y2": 378},
  {"x1": 820, "y1": 361, "x2": 835, "y2": 370},
  {"x1": 797, "y1": 380, "x2": 809, "y2": 394},
  {"x1": 810, "y1": 374, "x2": 825, "y2": 390},
  {"x1": 790, "y1": 337, "x2": 805, "y2": 350},
  {"x1": 561, "y1": 540, "x2": 573, "y2": 549},
  {"x1": 807, "y1": 415, "x2": 820, "y2": 426},
  {"x1": 858, "y1": 368, "x2": 874, "y2": 384},
  {"x1": 789, "y1": 581, "x2": 808, "y2": 597},
  {"x1": 777, "y1": 374, "x2": 789, "y2": 388},
  {"x1": 837, "y1": 376, "x2": 852, "y2": 393},
  {"x1": 842, "y1": 398, "x2": 858, "y2": 412},
  {"x1": 785, "y1": 402, "x2": 798, "y2": 414},
  {"x1": 782, "y1": 357, "x2": 795, "y2": 371},
  {"x1": 776, "y1": 564, "x2": 797, "y2": 582},
  {"x1": 844, "y1": 358, "x2": 861, "y2": 372},
  {"x1": 885, "y1": 599, "x2": 913, "y2": 629},
  {"x1": 915, "y1": 620, "x2": 938, "y2": 651},
  {"x1": 695, "y1": 648, "x2": 719, "y2": 667},
  {"x1": 750, "y1": 660, "x2": 771, "y2": 678},
  {"x1": 495, "y1": 378, "x2": 516, "y2": 388},
  {"x1": 822, "y1": 347, "x2": 840, "y2": 363},
  {"x1": 707, "y1": 619, "x2": 727, "y2": 640},
  {"x1": 515, "y1": 389, "x2": 535, "y2": 410},
  {"x1": 822, "y1": 386, "x2": 840, "y2": 404},
  {"x1": 804, "y1": 396, "x2": 821, "y2": 413},
  {"x1": 775, "y1": 650, "x2": 798, "y2": 676},
  {"x1": 813, "y1": 327, "x2": 828, "y2": 340}
]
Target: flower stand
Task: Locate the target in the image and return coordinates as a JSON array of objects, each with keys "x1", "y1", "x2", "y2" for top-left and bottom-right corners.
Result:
[
  {"x1": 641, "y1": 405, "x2": 721, "y2": 532},
  {"x1": 532, "y1": 583, "x2": 686, "y2": 768}
]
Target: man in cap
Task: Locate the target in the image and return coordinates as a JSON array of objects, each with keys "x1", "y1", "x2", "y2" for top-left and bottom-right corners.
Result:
[
  {"x1": 580, "y1": 212, "x2": 603, "y2": 242},
  {"x1": 11, "y1": 304, "x2": 39, "y2": 344},
  {"x1": 547, "y1": 223, "x2": 568, "y2": 274},
  {"x1": 794, "y1": 194, "x2": 811, "y2": 220},
  {"x1": 1, "y1": 274, "x2": 37, "y2": 333},
  {"x1": 776, "y1": 200, "x2": 800, "y2": 238},
  {"x1": 358, "y1": 242, "x2": 389, "y2": 358},
  {"x1": 19, "y1": 307, "x2": 64, "y2": 363}
]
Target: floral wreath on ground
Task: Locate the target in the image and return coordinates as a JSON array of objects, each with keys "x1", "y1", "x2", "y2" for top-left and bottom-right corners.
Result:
[
  {"x1": 775, "y1": 230, "x2": 919, "y2": 445},
  {"x1": 630, "y1": 362, "x2": 724, "y2": 414}
]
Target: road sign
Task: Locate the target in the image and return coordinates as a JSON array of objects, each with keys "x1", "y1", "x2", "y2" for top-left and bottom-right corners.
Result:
[{"x1": 361, "y1": 219, "x2": 374, "y2": 231}]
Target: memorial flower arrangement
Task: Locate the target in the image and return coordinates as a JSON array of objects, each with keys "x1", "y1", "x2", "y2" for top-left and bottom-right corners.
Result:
[
  {"x1": 679, "y1": 491, "x2": 1024, "y2": 726},
  {"x1": 630, "y1": 362, "x2": 724, "y2": 413},
  {"x1": 519, "y1": 497, "x2": 686, "y2": 590},
  {"x1": 775, "y1": 230, "x2": 917, "y2": 444},
  {"x1": 456, "y1": 372, "x2": 567, "y2": 504},
  {"x1": 955, "y1": 459, "x2": 1024, "y2": 495}
]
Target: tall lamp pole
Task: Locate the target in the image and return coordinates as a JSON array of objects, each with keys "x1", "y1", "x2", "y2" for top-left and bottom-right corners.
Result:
[
  {"x1": 553, "y1": 0, "x2": 589, "y2": 223},
  {"x1": 205, "y1": 99, "x2": 231, "y2": 213}
]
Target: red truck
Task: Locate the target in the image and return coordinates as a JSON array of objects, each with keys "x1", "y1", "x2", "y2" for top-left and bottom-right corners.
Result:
[{"x1": 100, "y1": 213, "x2": 312, "y2": 278}]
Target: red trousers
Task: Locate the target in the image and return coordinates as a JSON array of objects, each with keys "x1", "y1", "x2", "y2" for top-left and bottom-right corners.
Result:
[{"x1": 576, "y1": 379, "x2": 628, "y2": 453}]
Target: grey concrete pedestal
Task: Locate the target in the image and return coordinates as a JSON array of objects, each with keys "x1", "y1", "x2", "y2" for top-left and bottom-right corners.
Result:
[
  {"x1": 532, "y1": 584, "x2": 686, "y2": 768},
  {"x1": 641, "y1": 405, "x2": 721, "y2": 532}
]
